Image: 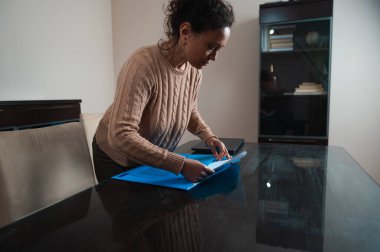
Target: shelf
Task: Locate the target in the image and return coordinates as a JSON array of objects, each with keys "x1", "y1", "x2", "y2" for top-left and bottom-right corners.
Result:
[
  {"x1": 261, "y1": 93, "x2": 327, "y2": 97},
  {"x1": 258, "y1": 136, "x2": 328, "y2": 146},
  {"x1": 292, "y1": 92, "x2": 327, "y2": 96},
  {"x1": 262, "y1": 48, "x2": 329, "y2": 54}
]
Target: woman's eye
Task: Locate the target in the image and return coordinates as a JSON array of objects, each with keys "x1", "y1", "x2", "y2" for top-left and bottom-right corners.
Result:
[{"x1": 207, "y1": 44, "x2": 215, "y2": 50}]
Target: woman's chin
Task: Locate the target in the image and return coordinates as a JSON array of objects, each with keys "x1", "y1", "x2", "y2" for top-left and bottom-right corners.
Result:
[{"x1": 190, "y1": 62, "x2": 208, "y2": 69}]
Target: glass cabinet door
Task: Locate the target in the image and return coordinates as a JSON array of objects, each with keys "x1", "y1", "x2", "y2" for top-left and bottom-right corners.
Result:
[{"x1": 259, "y1": 18, "x2": 332, "y2": 144}]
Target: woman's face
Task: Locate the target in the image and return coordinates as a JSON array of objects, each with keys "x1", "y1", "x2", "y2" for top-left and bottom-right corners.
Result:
[{"x1": 183, "y1": 26, "x2": 231, "y2": 69}]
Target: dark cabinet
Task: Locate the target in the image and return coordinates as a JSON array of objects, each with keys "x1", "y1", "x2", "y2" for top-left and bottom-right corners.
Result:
[
  {"x1": 0, "y1": 100, "x2": 81, "y2": 131},
  {"x1": 258, "y1": 0, "x2": 333, "y2": 145}
]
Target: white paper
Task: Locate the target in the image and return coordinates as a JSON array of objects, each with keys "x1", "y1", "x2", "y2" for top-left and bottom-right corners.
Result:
[{"x1": 207, "y1": 151, "x2": 247, "y2": 171}]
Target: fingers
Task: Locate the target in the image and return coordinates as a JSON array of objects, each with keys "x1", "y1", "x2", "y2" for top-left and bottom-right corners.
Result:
[
  {"x1": 217, "y1": 147, "x2": 227, "y2": 160},
  {"x1": 208, "y1": 141, "x2": 219, "y2": 159},
  {"x1": 211, "y1": 148, "x2": 219, "y2": 159},
  {"x1": 227, "y1": 152, "x2": 232, "y2": 159},
  {"x1": 204, "y1": 167, "x2": 215, "y2": 176},
  {"x1": 207, "y1": 138, "x2": 232, "y2": 160},
  {"x1": 182, "y1": 159, "x2": 215, "y2": 183},
  {"x1": 199, "y1": 170, "x2": 207, "y2": 181},
  {"x1": 196, "y1": 168, "x2": 214, "y2": 182},
  {"x1": 200, "y1": 168, "x2": 214, "y2": 178},
  {"x1": 214, "y1": 142, "x2": 230, "y2": 160}
]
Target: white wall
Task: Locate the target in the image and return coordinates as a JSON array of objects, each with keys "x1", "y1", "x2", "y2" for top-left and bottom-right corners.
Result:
[
  {"x1": 111, "y1": 0, "x2": 167, "y2": 79},
  {"x1": 0, "y1": 0, "x2": 114, "y2": 113},
  {"x1": 329, "y1": 0, "x2": 380, "y2": 183}
]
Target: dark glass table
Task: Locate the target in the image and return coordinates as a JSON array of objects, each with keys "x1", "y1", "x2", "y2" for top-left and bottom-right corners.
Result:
[{"x1": 1, "y1": 142, "x2": 379, "y2": 251}]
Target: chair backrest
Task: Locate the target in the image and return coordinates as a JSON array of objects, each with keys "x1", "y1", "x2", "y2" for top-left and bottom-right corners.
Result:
[
  {"x1": 80, "y1": 113, "x2": 103, "y2": 184},
  {"x1": 0, "y1": 122, "x2": 95, "y2": 227}
]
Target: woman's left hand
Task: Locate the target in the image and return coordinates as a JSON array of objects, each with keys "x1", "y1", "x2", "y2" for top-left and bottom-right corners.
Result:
[{"x1": 205, "y1": 137, "x2": 231, "y2": 160}]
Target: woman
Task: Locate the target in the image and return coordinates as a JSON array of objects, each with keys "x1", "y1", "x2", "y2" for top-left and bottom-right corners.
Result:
[{"x1": 93, "y1": 0, "x2": 235, "y2": 183}]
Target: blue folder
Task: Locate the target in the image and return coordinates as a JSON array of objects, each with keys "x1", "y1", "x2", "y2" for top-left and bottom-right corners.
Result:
[{"x1": 112, "y1": 151, "x2": 247, "y2": 190}]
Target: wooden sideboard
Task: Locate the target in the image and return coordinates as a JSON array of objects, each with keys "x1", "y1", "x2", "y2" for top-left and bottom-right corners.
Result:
[{"x1": 0, "y1": 100, "x2": 81, "y2": 131}]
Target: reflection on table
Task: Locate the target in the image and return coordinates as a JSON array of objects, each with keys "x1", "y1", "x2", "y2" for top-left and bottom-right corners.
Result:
[
  {"x1": 1, "y1": 142, "x2": 380, "y2": 252},
  {"x1": 256, "y1": 145, "x2": 326, "y2": 251}
]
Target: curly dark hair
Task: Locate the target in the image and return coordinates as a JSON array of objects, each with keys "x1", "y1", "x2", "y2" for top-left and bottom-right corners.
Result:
[{"x1": 163, "y1": 0, "x2": 235, "y2": 43}]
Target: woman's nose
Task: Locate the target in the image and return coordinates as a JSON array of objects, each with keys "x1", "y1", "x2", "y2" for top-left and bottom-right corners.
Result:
[{"x1": 209, "y1": 50, "x2": 217, "y2": 61}]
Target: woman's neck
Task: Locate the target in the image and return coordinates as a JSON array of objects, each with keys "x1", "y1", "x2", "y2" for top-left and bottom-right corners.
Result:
[{"x1": 163, "y1": 41, "x2": 187, "y2": 70}]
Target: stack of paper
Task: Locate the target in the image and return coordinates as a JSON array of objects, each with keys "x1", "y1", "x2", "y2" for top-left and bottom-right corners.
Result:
[{"x1": 294, "y1": 82, "x2": 325, "y2": 95}]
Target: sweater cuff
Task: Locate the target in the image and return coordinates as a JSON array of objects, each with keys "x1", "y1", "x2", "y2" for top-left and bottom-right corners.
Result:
[
  {"x1": 198, "y1": 131, "x2": 217, "y2": 142},
  {"x1": 204, "y1": 136, "x2": 218, "y2": 146},
  {"x1": 161, "y1": 152, "x2": 185, "y2": 175}
]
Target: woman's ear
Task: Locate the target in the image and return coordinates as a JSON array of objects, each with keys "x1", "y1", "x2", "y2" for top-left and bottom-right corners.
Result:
[{"x1": 179, "y1": 22, "x2": 192, "y2": 46}]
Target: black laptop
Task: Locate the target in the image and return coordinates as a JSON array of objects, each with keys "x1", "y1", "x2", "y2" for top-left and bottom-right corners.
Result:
[{"x1": 191, "y1": 138, "x2": 245, "y2": 155}]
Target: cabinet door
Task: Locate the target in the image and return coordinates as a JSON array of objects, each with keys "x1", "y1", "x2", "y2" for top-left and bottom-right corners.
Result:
[{"x1": 259, "y1": 18, "x2": 332, "y2": 144}]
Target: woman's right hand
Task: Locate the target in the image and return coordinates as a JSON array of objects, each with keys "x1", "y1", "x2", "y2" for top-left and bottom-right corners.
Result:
[{"x1": 181, "y1": 158, "x2": 215, "y2": 183}]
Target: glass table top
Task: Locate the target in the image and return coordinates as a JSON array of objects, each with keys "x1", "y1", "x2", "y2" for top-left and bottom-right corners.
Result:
[{"x1": 1, "y1": 142, "x2": 379, "y2": 251}]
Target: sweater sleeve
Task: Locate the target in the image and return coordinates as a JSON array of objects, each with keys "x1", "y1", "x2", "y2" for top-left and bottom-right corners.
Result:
[
  {"x1": 107, "y1": 54, "x2": 184, "y2": 174},
  {"x1": 187, "y1": 71, "x2": 217, "y2": 142},
  {"x1": 187, "y1": 105, "x2": 217, "y2": 142}
]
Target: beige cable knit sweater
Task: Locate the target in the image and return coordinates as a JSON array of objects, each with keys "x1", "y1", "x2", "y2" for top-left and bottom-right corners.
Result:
[{"x1": 95, "y1": 45, "x2": 216, "y2": 175}]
